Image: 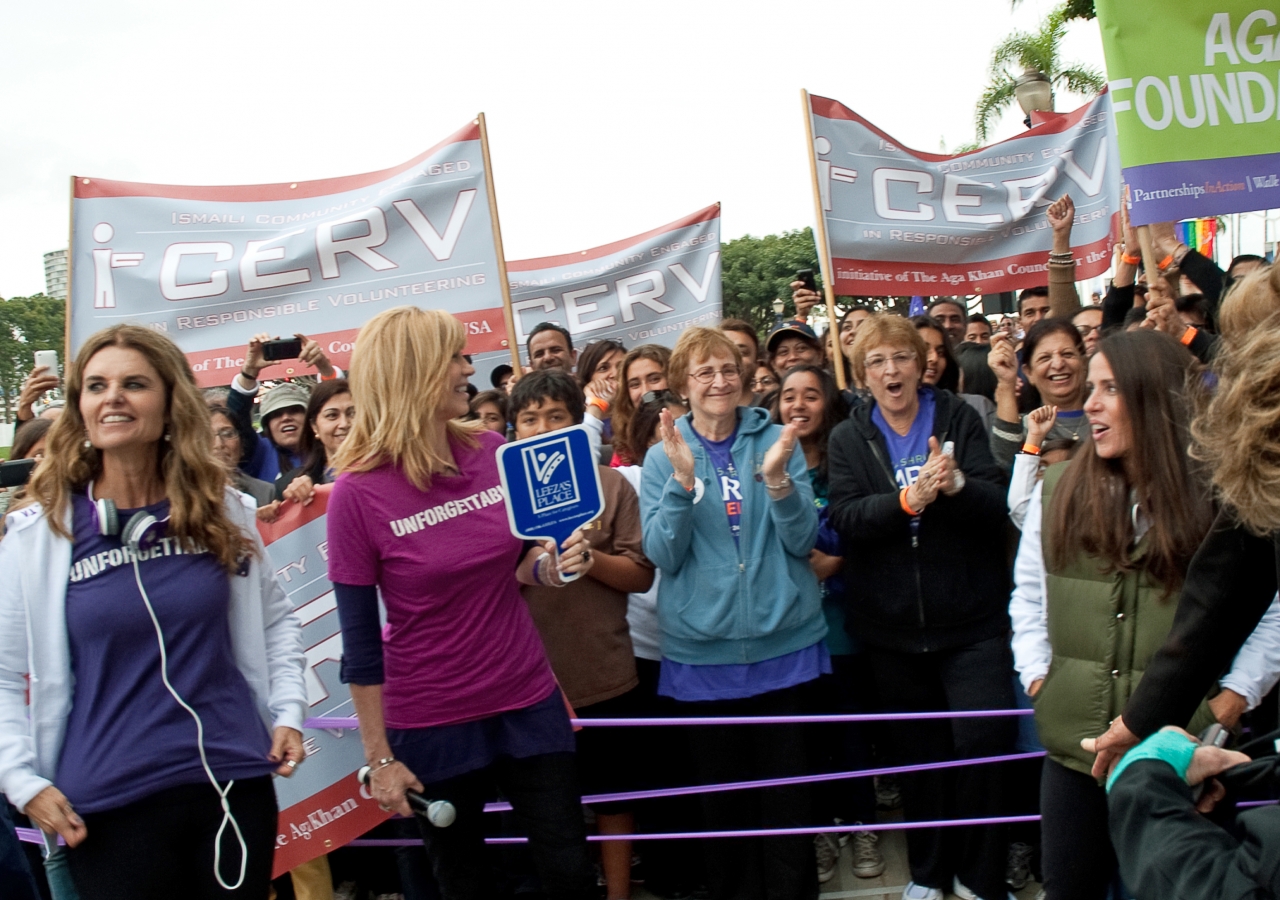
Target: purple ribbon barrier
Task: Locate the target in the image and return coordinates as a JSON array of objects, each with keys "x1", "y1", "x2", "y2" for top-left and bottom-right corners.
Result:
[
  {"x1": 306, "y1": 709, "x2": 1035, "y2": 730},
  {"x1": 344, "y1": 814, "x2": 1047, "y2": 846},
  {"x1": 482, "y1": 750, "x2": 1046, "y2": 812}
]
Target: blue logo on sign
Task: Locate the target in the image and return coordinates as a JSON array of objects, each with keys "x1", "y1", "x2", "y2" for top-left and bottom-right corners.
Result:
[
  {"x1": 522, "y1": 436, "x2": 580, "y2": 513},
  {"x1": 497, "y1": 424, "x2": 604, "y2": 548}
]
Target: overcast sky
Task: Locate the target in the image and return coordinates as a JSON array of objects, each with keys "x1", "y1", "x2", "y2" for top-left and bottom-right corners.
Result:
[{"x1": 0, "y1": 0, "x2": 1115, "y2": 297}]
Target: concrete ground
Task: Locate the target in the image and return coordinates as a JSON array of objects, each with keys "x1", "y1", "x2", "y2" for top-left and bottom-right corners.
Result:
[{"x1": 629, "y1": 824, "x2": 1044, "y2": 900}]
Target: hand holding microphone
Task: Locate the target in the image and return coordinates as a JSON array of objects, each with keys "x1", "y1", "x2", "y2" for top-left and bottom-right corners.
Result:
[{"x1": 357, "y1": 763, "x2": 456, "y2": 827}]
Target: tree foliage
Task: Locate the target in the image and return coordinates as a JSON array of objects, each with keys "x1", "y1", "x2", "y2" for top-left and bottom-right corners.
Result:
[
  {"x1": 1012, "y1": 0, "x2": 1094, "y2": 20},
  {"x1": 974, "y1": 3, "x2": 1106, "y2": 142},
  {"x1": 0, "y1": 294, "x2": 67, "y2": 422},
  {"x1": 720, "y1": 228, "x2": 823, "y2": 337},
  {"x1": 720, "y1": 228, "x2": 907, "y2": 340}
]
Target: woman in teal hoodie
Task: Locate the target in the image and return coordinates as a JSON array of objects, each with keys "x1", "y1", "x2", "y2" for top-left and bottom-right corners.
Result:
[{"x1": 640, "y1": 326, "x2": 824, "y2": 900}]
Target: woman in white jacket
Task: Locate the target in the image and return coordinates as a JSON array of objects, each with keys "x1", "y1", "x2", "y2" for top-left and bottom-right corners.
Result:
[{"x1": 0, "y1": 325, "x2": 307, "y2": 900}]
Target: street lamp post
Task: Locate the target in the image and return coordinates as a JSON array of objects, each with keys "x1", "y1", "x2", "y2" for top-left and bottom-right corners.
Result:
[
  {"x1": 1014, "y1": 69, "x2": 1053, "y2": 128},
  {"x1": 772, "y1": 297, "x2": 786, "y2": 326}
]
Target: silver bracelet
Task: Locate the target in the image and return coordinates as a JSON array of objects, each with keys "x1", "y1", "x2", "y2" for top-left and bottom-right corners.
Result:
[
  {"x1": 537, "y1": 552, "x2": 566, "y2": 588},
  {"x1": 764, "y1": 474, "x2": 793, "y2": 491}
]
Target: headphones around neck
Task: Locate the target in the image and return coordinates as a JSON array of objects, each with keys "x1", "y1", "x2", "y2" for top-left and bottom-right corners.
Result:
[{"x1": 88, "y1": 481, "x2": 169, "y2": 551}]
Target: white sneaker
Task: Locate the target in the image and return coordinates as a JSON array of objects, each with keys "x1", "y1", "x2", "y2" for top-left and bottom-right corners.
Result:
[
  {"x1": 902, "y1": 883, "x2": 943, "y2": 900},
  {"x1": 851, "y1": 830, "x2": 886, "y2": 878}
]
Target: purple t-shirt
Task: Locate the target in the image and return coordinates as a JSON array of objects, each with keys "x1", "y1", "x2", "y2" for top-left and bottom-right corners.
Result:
[
  {"x1": 326, "y1": 430, "x2": 558, "y2": 730},
  {"x1": 659, "y1": 643, "x2": 832, "y2": 702},
  {"x1": 56, "y1": 496, "x2": 274, "y2": 814},
  {"x1": 692, "y1": 426, "x2": 742, "y2": 546},
  {"x1": 872, "y1": 389, "x2": 936, "y2": 489}
]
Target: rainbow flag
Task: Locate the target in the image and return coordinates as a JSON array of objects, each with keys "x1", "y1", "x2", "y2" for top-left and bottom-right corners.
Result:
[{"x1": 1176, "y1": 218, "x2": 1217, "y2": 264}]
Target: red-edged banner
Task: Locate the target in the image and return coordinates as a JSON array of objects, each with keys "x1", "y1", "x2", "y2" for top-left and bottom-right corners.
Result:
[
  {"x1": 257, "y1": 487, "x2": 392, "y2": 877},
  {"x1": 70, "y1": 120, "x2": 510, "y2": 387},
  {"x1": 806, "y1": 92, "x2": 1121, "y2": 295}
]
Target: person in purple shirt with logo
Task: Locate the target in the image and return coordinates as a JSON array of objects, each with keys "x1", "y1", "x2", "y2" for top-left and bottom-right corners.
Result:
[
  {"x1": 0, "y1": 325, "x2": 308, "y2": 900},
  {"x1": 326, "y1": 306, "x2": 596, "y2": 900},
  {"x1": 640, "y1": 327, "x2": 824, "y2": 900}
]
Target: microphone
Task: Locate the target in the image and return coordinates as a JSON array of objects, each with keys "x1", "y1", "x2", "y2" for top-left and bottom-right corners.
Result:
[{"x1": 357, "y1": 765, "x2": 457, "y2": 828}]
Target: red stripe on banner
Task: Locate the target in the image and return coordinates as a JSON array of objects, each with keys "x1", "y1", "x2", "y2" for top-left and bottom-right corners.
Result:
[
  {"x1": 74, "y1": 122, "x2": 481, "y2": 202},
  {"x1": 271, "y1": 771, "x2": 393, "y2": 879},
  {"x1": 808, "y1": 92, "x2": 1106, "y2": 161},
  {"x1": 184, "y1": 307, "x2": 508, "y2": 387},
  {"x1": 257, "y1": 484, "x2": 332, "y2": 544},
  {"x1": 830, "y1": 228, "x2": 1115, "y2": 297},
  {"x1": 507, "y1": 204, "x2": 721, "y2": 271}
]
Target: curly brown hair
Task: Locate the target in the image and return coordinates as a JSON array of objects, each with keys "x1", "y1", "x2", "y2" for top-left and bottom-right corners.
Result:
[
  {"x1": 25, "y1": 325, "x2": 254, "y2": 572},
  {"x1": 1191, "y1": 264, "x2": 1280, "y2": 534}
]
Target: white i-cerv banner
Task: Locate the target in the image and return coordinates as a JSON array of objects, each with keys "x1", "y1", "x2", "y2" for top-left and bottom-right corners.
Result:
[
  {"x1": 69, "y1": 120, "x2": 510, "y2": 386},
  {"x1": 471, "y1": 204, "x2": 721, "y2": 385}
]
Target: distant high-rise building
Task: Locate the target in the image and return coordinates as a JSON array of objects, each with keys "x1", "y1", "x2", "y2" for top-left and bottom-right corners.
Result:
[{"x1": 43, "y1": 249, "x2": 68, "y2": 300}]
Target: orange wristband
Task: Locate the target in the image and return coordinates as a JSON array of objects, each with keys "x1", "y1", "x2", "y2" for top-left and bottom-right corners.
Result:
[
  {"x1": 900, "y1": 488, "x2": 922, "y2": 517},
  {"x1": 588, "y1": 396, "x2": 610, "y2": 413},
  {"x1": 1180, "y1": 325, "x2": 1197, "y2": 346},
  {"x1": 1121, "y1": 252, "x2": 1141, "y2": 266},
  {"x1": 1021, "y1": 443, "x2": 1041, "y2": 456},
  {"x1": 1158, "y1": 253, "x2": 1175, "y2": 270}
]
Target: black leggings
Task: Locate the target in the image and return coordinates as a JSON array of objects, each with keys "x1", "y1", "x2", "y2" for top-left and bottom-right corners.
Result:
[
  {"x1": 67, "y1": 776, "x2": 278, "y2": 900},
  {"x1": 415, "y1": 752, "x2": 594, "y2": 900},
  {"x1": 1039, "y1": 757, "x2": 1119, "y2": 900}
]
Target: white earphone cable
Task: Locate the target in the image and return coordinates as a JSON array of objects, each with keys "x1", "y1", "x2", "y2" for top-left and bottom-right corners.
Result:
[{"x1": 131, "y1": 557, "x2": 247, "y2": 891}]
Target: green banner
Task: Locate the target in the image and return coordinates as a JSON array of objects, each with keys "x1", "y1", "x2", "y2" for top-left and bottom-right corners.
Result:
[{"x1": 1097, "y1": 0, "x2": 1280, "y2": 222}]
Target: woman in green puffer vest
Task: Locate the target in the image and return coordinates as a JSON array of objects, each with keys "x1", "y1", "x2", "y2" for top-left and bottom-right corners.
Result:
[{"x1": 1009, "y1": 329, "x2": 1220, "y2": 900}]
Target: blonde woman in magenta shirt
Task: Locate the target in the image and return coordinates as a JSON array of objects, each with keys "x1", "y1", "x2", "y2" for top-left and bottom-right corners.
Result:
[{"x1": 326, "y1": 306, "x2": 596, "y2": 900}]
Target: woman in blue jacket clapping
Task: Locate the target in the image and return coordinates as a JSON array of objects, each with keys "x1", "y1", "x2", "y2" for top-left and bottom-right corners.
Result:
[{"x1": 640, "y1": 326, "x2": 823, "y2": 900}]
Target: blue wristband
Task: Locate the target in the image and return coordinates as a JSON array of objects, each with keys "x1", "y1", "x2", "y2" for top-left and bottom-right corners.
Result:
[
  {"x1": 1106, "y1": 729, "x2": 1198, "y2": 794},
  {"x1": 532, "y1": 553, "x2": 546, "y2": 586}
]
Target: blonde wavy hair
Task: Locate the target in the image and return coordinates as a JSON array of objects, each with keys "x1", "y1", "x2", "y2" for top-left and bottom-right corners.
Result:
[
  {"x1": 25, "y1": 325, "x2": 253, "y2": 572},
  {"x1": 1191, "y1": 264, "x2": 1280, "y2": 534},
  {"x1": 332, "y1": 306, "x2": 482, "y2": 489}
]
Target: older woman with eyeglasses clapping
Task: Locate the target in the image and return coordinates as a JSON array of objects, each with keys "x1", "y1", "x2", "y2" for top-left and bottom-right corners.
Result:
[
  {"x1": 826, "y1": 313, "x2": 1015, "y2": 900},
  {"x1": 640, "y1": 326, "x2": 823, "y2": 900}
]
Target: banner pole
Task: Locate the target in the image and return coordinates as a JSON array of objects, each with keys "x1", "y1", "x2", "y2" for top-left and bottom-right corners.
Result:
[
  {"x1": 1135, "y1": 224, "x2": 1162, "y2": 294},
  {"x1": 65, "y1": 176, "x2": 76, "y2": 364},
  {"x1": 801, "y1": 90, "x2": 847, "y2": 390},
  {"x1": 476, "y1": 113, "x2": 523, "y2": 378}
]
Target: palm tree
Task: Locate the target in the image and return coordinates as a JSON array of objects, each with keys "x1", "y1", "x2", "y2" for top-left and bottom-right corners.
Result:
[
  {"x1": 974, "y1": 3, "x2": 1106, "y2": 143},
  {"x1": 1012, "y1": 0, "x2": 1094, "y2": 19}
]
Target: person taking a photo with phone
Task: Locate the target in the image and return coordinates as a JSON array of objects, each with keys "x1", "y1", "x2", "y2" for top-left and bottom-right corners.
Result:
[{"x1": 227, "y1": 332, "x2": 341, "y2": 483}]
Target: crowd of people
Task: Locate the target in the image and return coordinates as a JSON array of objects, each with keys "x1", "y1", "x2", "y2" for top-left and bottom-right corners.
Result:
[{"x1": 3, "y1": 194, "x2": 1280, "y2": 900}]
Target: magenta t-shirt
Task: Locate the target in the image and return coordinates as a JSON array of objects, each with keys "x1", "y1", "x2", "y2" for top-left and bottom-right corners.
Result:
[{"x1": 326, "y1": 429, "x2": 557, "y2": 730}]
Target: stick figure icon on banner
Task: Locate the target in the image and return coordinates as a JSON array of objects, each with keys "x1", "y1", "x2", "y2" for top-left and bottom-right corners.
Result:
[
  {"x1": 813, "y1": 136, "x2": 858, "y2": 212},
  {"x1": 497, "y1": 425, "x2": 604, "y2": 583},
  {"x1": 90, "y1": 222, "x2": 144, "y2": 310}
]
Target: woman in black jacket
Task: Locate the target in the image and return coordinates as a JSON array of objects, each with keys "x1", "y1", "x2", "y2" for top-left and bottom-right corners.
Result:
[{"x1": 827, "y1": 314, "x2": 1015, "y2": 900}]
